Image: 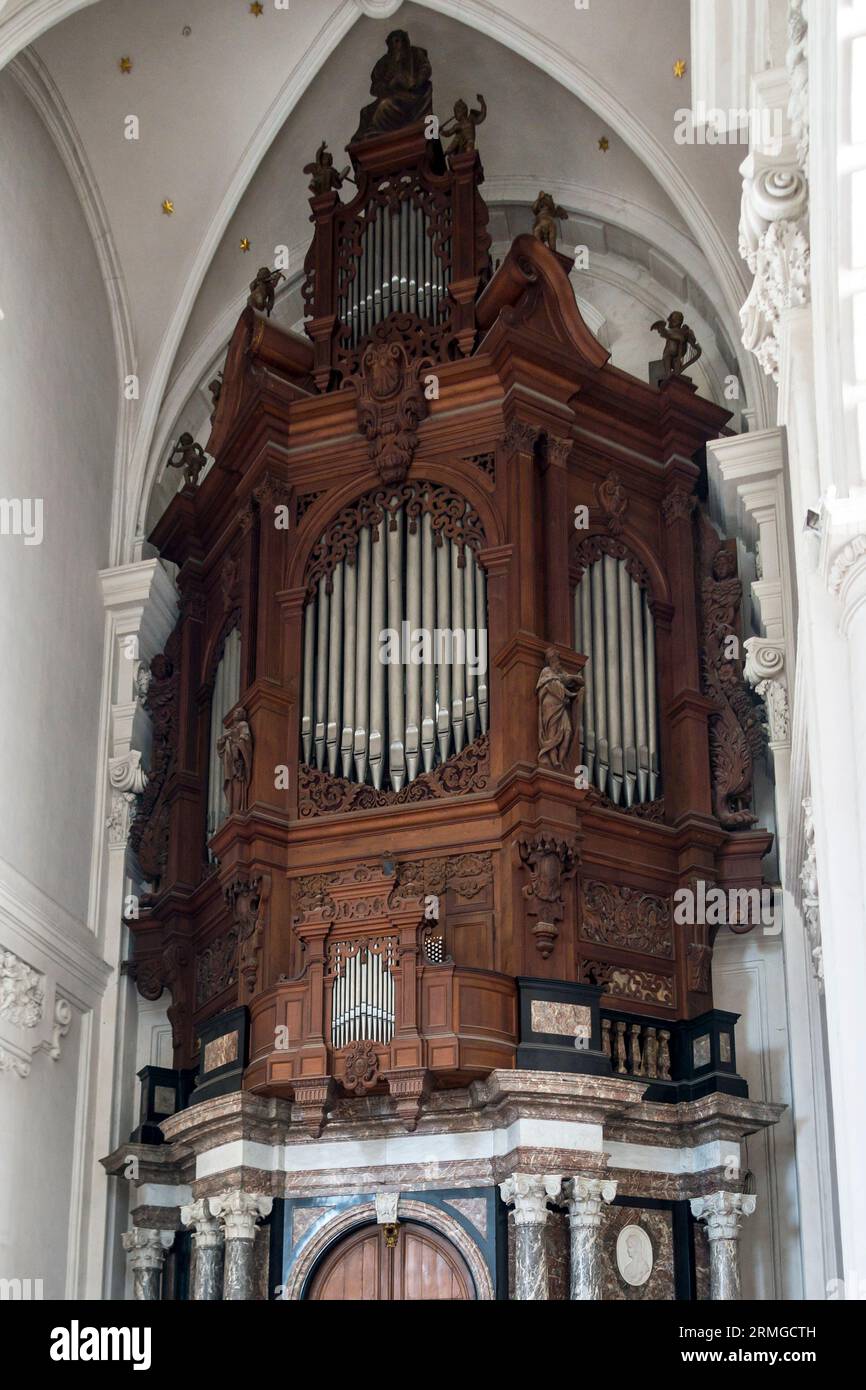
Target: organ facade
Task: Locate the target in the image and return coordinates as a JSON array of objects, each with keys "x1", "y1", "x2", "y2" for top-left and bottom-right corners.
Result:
[{"x1": 105, "y1": 33, "x2": 783, "y2": 1302}]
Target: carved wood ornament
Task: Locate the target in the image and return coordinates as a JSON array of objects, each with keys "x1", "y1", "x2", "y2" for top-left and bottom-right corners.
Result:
[{"x1": 518, "y1": 835, "x2": 578, "y2": 958}]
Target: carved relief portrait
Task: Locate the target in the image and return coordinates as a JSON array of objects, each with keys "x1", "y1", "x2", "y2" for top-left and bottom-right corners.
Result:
[{"x1": 615, "y1": 1224, "x2": 654, "y2": 1287}]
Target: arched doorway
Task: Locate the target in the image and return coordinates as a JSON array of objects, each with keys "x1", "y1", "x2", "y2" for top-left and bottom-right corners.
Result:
[{"x1": 306, "y1": 1221, "x2": 476, "y2": 1300}]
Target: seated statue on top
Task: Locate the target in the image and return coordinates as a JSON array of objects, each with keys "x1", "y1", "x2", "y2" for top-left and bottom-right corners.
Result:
[{"x1": 351, "y1": 29, "x2": 433, "y2": 144}]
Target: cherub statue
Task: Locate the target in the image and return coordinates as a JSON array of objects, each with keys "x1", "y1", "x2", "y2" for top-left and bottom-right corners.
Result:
[
  {"x1": 303, "y1": 140, "x2": 351, "y2": 196},
  {"x1": 246, "y1": 266, "x2": 284, "y2": 317},
  {"x1": 532, "y1": 190, "x2": 567, "y2": 251},
  {"x1": 166, "y1": 431, "x2": 206, "y2": 487},
  {"x1": 440, "y1": 94, "x2": 487, "y2": 156},
  {"x1": 217, "y1": 706, "x2": 253, "y2": 816},
  {"x1": 651, "y1": 310, "x2": 702, "y2": 377},
  {"x1": 536, "y1": 647, "x2": 584, "y2": 769}
]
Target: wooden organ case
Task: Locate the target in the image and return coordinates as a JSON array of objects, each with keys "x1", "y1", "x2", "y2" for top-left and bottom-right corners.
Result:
[{"x1": 128, "y1": 58, "x2": 771, "y2": 1130}]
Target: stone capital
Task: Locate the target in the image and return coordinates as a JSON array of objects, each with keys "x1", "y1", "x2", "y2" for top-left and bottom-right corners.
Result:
[
  {"x1": 499, "y1": 1173, "x2": 561, "y2": 1226},
  {"x1": 209, "y1": 1190, "x2": 272, "y2": 1241},
  {"x1": 181, "y1": 1197, "x2": 224, "y2": 1249},
  {"x1": 121, "y1": 1227, "x2": 174, "y2": 1270},
  {"x1": 563, "y1": 1176, "x2": 618, "y2": 1228},
  {"x1": 690, "y1": 1190, "x2": 756, "y2": 1241}
]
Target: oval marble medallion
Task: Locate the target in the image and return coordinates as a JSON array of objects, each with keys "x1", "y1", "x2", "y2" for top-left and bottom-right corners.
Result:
[{"x1": 615, "y1": 1224, "x2": 653, "y2": 1287}]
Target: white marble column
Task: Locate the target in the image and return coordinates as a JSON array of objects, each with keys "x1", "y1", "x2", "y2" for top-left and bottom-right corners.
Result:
[
  {"x1": 121, "y1": 1227, "x2": 174, "y2": 1301},
  {"x1": 691, "y1": 1192, "x2": 756, "y2": 1301},
  {"x1": 499, "y1": 1174, "x2": 561, "y2": 1301},
  {"x1": 563, "y1": 1177, "x2": 617, "y2": 1300},
  {"x1": 209, "y1": 1192, "x2": 272, "y2": 1301},
  {"x1": 181, "y1": 1197, "x2": 225, "y2": 1301}
]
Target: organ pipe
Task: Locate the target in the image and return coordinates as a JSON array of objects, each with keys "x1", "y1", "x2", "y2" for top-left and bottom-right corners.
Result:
[
  {"x1": 574, "y1": 557, "x2": 660, "y2": 807},
  {"x1": 300, "y1": 495, "x2": 488, "y2": 792}
]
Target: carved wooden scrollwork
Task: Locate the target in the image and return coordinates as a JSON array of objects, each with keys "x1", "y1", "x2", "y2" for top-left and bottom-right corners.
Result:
[
  {"x1": 304, "y1": 479, "x2": 486, "y2": 602},
  {"x1": 572, "y1": 533, "x2": 650, "y2": 590},
  {"x1": 517, "y1": 834, "x2": 578, "y2": 959},
  {"x1": 298, "y1": 736, "x2": 489, "y2": 817},
  {"x1": 388, "y1": 851, "x2": 493, "y2": 907},
  {"x1": 341, "y1": 1039, "x2": 381, "y2": 1096},
  {"x1": 355, "y1": 331, "x2": 428, "y2": 485},
  {"x1": 697, "y1": 513, "x2": 765, "y2": 829},
  {"x1": 580, "y1": 880, "x2": 673, "y2": 959}
]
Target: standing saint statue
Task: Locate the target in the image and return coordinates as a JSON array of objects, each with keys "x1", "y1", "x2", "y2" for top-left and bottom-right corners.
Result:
[
  {"x1": 217, "y1": 706, "x2": 253, "y2": 815},
  {"x1": 536, "y1": 648, "x2": 584, "y2": 770},
  {"x1": 351, "y1": 29, "x2": 433, "y2": 143}
]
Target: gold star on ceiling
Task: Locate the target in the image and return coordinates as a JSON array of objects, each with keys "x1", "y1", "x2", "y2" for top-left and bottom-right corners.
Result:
[
  {"x1": 240, "y1": 238, "x2": 251, "y2": 252},
  {"x1": 161, "y1": 199, "x2": 175, "y2": 216},
  {"x1": 250, "y1": 2, "x2": 264, "y2": 15},
  {"x1": 673, "y1": 59, "x2": 687, "y2": 78},
  {"x1": 598, "y1": 136, "x2": 610, "y2": 153},
  {"x1": 119, "y1": 56, "x2": 132, "y2": 74}
]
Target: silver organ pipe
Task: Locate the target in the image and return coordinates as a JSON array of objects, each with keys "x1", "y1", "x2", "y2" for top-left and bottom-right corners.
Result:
[
  {"x1": 302, "y1": 495, "x2": 488, "y2": 792},
  {"x1": 405, "y1": 519, "x2": 421, "y2": 780},
  {"x1": 386, "y1": 508, "x2": 406, "y2": 790},
  {"x1": 344, "y1": 200, "x2": 444, "y2": 347},
  {"x1": 450, "y1": 541, "x2": 466, "y2": 753},
  {"x1": 330, "y1": 940, "x2": 396, "y2": 1048},
  {"x1": 353, "y1": 526, "x2": 371, "y2": 783},
  {"x1": 207, "y1": 627, "x2": 241, "y2": 849},
  {"x1": 341, "y1": 556, "x2": 357, "y2": 778},
  {"x1": 435, "y1": 536, "x2": 452, "y2": 764},
  {"x1": 326, "y1": 560, "x2": 343, "y2": 774},
  {"x1": 421, "y1": 512, "x2": 436, "y2": 771},
  {"x1": 574, "y1": 557, "x2": 660, "y2": 807},
  {"x1": 369, "y1": 518, "x2": 386, "y2": 789}
]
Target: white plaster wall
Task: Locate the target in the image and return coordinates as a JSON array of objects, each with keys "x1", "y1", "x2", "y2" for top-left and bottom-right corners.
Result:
[
  {"x1": 713, "y1": 924, "x2": 803, "y2": 1299},
  {"x1": 0, "y1": 69, "x2": 115, "y2": 917},
  {"x1": 0, "y1": 69, "x2": 116, "y2": 1295}
]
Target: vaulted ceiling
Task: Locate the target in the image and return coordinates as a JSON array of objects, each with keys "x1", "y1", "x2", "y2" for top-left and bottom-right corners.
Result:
[{"x1": 1, "y1": 0, "x2": 773, "y2": 560}]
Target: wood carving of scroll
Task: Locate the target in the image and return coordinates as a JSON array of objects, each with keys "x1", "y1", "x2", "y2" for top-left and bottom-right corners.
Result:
[
  {"x1": 304, "y1": 479, "x2": 485, "y2": 602},
  {"x1": 572, "y1": 534, "x2": 650, "y2": 589},
  {"x1": 355, "y1": 330, "x2": 428, "y2": 485},
  {"x1": 298, "y1": 733, "x2": 489, "y2": 816},
  {"x1": 128, "y1": 640, "x2": 180, "y2": 887},
  {"x1": 697, "y1": 514, "x2": 765, "y2": 829},
  {"x1": 580, "y1": 880, "x2": 673, "y2": 959},
  {"x1": 582, "y1": 959, "x2": 674, "y2": 1008},
  {"x1": 388, "y1": 851, "x2": 493, "y2": 907},
  {"x1": 518, "y1": 835, "x2": 578, "y2": 959}
]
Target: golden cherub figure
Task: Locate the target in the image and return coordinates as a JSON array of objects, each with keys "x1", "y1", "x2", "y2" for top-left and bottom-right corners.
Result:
[
  {"x1": 166, "y1": 432, "x2": 206, "y2": 487},
  {"x1": 440, "y1": 94, "x2": 487, "y2": 156},
  {"x1": 247, "y1": 266, "x2": 284, "y2": 317},
  {"x1": 651, "y1": 310, "x2": 702, "y2": 377},
  {"x1": 303, "y1": 140, "x2": 351, "y2": 196},
  {"x1": 532, "y1": 190, "x2": 567, "y2": 251}
]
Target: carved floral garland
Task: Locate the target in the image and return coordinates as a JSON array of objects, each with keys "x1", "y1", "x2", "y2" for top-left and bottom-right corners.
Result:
[
  {"x1": 304, "y1": 479, "x2": 485, "y2": 602},
  {"x1": 298, "y1": 734, "x2": 489, "y2": 816}
]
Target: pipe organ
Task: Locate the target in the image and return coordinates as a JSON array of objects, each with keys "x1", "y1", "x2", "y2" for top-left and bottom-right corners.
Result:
[
  {"x1": 128, "y1": 34, "x2": 771, "y2": 1157},
  {"x1": 574, "y1": 557, "x2": 659, "y2": 807},
  {"x1": 337, "y1": 196, "x2": 450, "y2": 350},
  {"x1": 301, "y1": 483, "x2": 488, "y2": 791}
]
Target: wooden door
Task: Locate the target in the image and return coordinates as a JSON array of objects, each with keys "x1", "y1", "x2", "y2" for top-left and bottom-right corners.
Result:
[{"x1": 307, "y1": 1221, "x2": 475, "y2": 1300}]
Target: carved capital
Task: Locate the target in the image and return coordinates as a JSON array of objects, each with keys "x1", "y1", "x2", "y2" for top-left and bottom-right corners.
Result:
[
  {"x1": 690, "y1": 1191, "x2": 756, "y2": 1241},
  {"x1": 121, "y1": 1227, "x2": 175, "y2": 1270},
  {"x1": 503, "y1": 420, "x2": 539, "y2": 456},
  {"x1": 180, "y1": 1198, "x2": 224, "y2": 1249},
  {"x1": 661, "y1": 486, "x2": 695, "y2": 527},
  {"x1": 563, "y1": 1176, "x2": 617, "y2": 1228},
  {"x1": 208, "y1": 1191, "x2": 273, "y2": 1242},
  {"x1": 499, "y1": 1173, "x2": 562, "y2": 1225}
]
